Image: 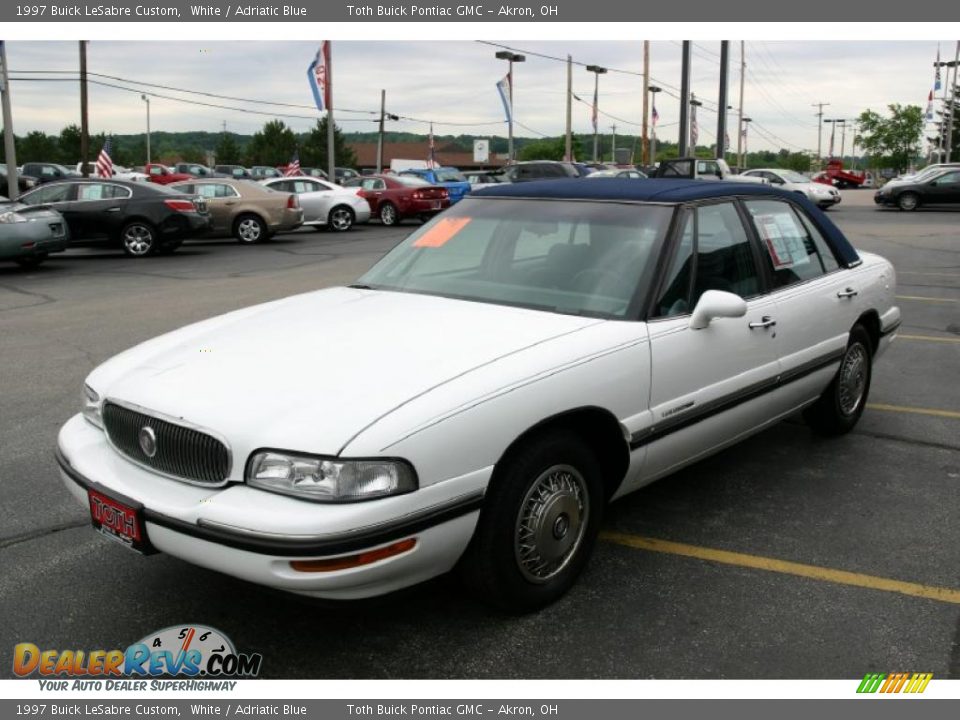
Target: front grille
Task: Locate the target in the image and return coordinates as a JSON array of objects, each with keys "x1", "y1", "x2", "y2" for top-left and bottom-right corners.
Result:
[{"x1": 102, "y1": 402, "x2": 230, "y2": 485}]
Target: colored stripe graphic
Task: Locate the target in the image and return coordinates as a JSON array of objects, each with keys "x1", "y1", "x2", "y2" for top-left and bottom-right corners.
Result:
[{"x1": 857, "y1": 672, "x2": 932, "y2": 693}]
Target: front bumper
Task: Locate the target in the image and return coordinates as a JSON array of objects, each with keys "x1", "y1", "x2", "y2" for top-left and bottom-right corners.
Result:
[{"x1": 57, "y1": 414, "x2": 487, "y2": 599}]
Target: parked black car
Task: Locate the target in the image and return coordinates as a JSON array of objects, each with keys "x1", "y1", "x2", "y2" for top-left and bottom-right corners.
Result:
[
  {"x1": 20, "y1": 162, "x2": 80, "y2": 184},
  {"x1": 874, "y1": 168, "x2": 960, "y2": 211},
  {"x1": 18, "y1": 178, "x2": 211, "y2": 257},
  {"x1": 500, "y1": 161, "x2": 582, "y2": 182},
  {"x1": 173, "y1": 163, "x2": 228, "y2": 178},
  {"x1": 0, "y1": 165, "x2": 39, "y2": 197},
  {"x1": 214, "y1": 164, "x2": 253, "y2": 180}
]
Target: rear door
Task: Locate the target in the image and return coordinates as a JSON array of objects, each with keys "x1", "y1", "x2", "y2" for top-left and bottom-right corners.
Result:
[
  {"x1": 923, "y1": 170, "x2": 960, "y2": 205},
  {"x1": 640, "y1": 201, "x2": 780, "y2": 482},
  {"x1": 740, "y1": 198, "x2": 858, "y2": 410},
  {"x1": 193, "y1": 182, "x2": 240, "y2": 233},
  {"x1": 73, "y1": 182, "x2": 132, "y2": 239}
]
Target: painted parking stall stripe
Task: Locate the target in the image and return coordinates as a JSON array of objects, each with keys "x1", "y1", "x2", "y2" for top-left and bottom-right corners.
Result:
[
  {"x1": 600, "y1": 531, "x2": 960, "y2": 605},
  {"x1": 867, "y1": 403, "x2": 960, "y2": 420}
]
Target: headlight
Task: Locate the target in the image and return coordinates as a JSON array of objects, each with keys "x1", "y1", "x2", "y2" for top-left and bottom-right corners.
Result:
[
  {"x1": 247, "y1": 450, "x2": 417, "y2": 502},
  {"x1": 0, "y1": 211, "x2": 28, "y2": 223},
  {"x1": 82, "y1": 384, "x2": 103, "y2": 428}
]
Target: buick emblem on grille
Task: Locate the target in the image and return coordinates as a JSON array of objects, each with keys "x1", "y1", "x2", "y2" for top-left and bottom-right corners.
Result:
[{"x1": 138, "y1": 426, "x2": 158, "y2": 458}]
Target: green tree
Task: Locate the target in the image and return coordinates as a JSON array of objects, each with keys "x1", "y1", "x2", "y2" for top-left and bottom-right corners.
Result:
[
  {"x1": 245, "y1": 119, "x2": 298, "y2": 166},
  {"x1": 517, "y1": 135, "x2": 585, "y2": 162},
  {"x1": 57, "y1": 125, "x2": 82, "y2": 165},
  {"x1": 782, "y1": 152, "x2": 814, "y2": 172},
  {"x1": 214, "y1": 133, "x2": 241, "y2": 165},
  {"x1": 857, "y1": 104, "x2": 924, "y2": 173},
  {"x1": 300, "y1": 118, "x2": 357, "y2": 169},
  {"x1": 18, "y1": 131, "x2": 59, "y2": 163}
]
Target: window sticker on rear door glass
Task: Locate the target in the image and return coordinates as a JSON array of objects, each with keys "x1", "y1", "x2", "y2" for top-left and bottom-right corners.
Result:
[{"x1": 754, "y1": 213, "x2": 810, "y2": 269}]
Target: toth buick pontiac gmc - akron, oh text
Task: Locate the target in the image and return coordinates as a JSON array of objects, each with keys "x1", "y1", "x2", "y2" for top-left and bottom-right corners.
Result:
[{"x1": 56, "y1": 179, "x2": 900, "y2": 612}]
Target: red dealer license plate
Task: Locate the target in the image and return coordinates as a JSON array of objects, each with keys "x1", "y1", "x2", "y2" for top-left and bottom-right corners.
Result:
[{"x1": 87, "y1": 487, "x2": 153, "y2": 554}]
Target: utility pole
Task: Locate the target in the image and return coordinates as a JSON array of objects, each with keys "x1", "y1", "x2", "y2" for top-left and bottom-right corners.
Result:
[
  {"x1": 812, "y1": 102, "x2": 830, "y2": 163},
  {"x1": 610, "y1": 124, "x2": 617, "y2": 162},
  {"x1": 80, "y1": 40, "x2": 89, "y2": 178},
  {"x1": 825, "y1": 118, "x2": 838, "y2": 158},
  {"x1": 565, "y1": 54, "x2": 572, "y2": 162},
  {"x1": 678, "y1": 41, "x2": 691, "y2": 156},
  {"x1": 376, "y1": 89, "x2": 385, "y2": 173},
  {"x1": 736, "y1": 41, "x2": 745, "y2": 169},
  {"x1": 717, "y1": 41, "x2": 729, "y2": 161},
  {"x1": 838, "y1": 119, "x2": 848, "y2": 161},
  {"x1": 642, "y1": 41, "x2": 650, "y2": 165},
  {"x1": 142, "y1": 95, "x2": 152, "y2": 164},
  {"x1": 0, "y1": 41, "x2": 19, "y2": 201}
]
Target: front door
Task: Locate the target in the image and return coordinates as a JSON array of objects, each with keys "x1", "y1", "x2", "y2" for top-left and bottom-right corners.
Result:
[{"x1": 637, "y1": 201, "x2": 781, "y2": 485}]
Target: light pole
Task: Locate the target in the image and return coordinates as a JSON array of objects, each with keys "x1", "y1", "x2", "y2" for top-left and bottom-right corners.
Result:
[
  {"x1": 586, "y1": 64, "x2": 607, "y2": 162},
  {"x1": 836, "y1": 119, "x2": 848, "y2": 161},
  {"x1": 935, "y1": 51, "x2": 959, "y2": 161},
  {"x1": 648, "y1": 85, "x2": 661, "y2": 165},
  {"x1": 495, "y1": 50, "x2": 525, "y2": 163},
  {"x1": 689, "y1": 96, "x2": 703, "y2": 152},
  {"x1": 740, "y1": 117, "x2": 752, "y2": 169},
  {"x1": 141, "y1": 94, "x2": 151, "y2": 164}
]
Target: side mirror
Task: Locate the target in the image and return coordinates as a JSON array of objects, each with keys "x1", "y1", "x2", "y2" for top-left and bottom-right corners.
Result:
[{"x1": 689, "y1": 290, "x2": 748, "y2": 330}]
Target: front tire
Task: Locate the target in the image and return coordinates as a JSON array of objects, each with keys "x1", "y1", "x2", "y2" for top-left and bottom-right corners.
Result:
[
  {"x1": 897, "y1": 192, "x2": 919, "y2": 211},
  {"x1": 379, "y1": 202, "x2": 399, "y2": 226},
  {"x1": 804, "y1": 325, "x2": 873, "y2": 436},
  {"x1": 459, "y1": 431, "x2": 604, "y2": 613},
  {"x1": 15, "y1": 254, "x2": 46, "y2": 269},
  {"x1": 120, "y1": 221, "x2": 157, "y2": 257},
  {"x1": 327, "y1": 205, "x2": 355, "y2": 232},
  {"x1": 233, "y1": 214, "x2": 267, "y2": 244}
]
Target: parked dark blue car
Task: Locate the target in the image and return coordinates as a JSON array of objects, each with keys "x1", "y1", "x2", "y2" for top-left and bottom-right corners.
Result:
[{"x1": 397, "y1": 167, "x2": 472, "y2": 204}]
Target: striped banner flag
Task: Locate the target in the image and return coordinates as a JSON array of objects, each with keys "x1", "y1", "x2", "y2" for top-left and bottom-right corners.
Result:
[
  {"x1": 496, "y1": 73, "x2": 512, "y2": 123},
  {"x1": 935, "y1": 45, "x2": 942, "y2": 91},
  {"x1": 591, "y1": 83, "x2": 598, "y2": 132},
  {"x1": 652, "y1": 104, "x2": 659, "y2": 126},
  {"x1": 95, "y1": 139, "x2": 113, "y2": 178},
  {"x1": 926, "y1": 90, "x2": 934, "y2": 121},
  {"x1": 307, "y1": 41, "x2": 331, "y2": 112}
]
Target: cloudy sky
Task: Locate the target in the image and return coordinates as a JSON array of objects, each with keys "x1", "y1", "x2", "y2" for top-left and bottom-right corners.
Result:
[{"x1": 4, "y1": 40, "x2": 954, "y2": 154}]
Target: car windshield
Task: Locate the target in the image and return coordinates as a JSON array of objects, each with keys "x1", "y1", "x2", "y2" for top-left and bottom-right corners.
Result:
[
  {"x1": 357, "y1": 198, "x2": 673, "y2": 319},
  {"x1": 393, "y1": 176, "x2": 431, "y2": 187},
  {"x1": 436, "y1": 169, "x2": 467, "y2": 182}
]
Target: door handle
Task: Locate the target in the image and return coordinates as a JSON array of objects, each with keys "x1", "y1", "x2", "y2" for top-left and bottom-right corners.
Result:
[
  {"x1": 106, "y1": 207, "x2": 121, "y2": 212},
  {"x1": 748, "y1": 316, "x2": 777, "y2": 330},
  {"x1": 836, "y1": 287, "x2": 859, "y2": 299}
]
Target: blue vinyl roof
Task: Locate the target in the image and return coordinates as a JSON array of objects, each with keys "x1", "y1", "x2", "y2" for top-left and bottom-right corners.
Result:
[{"x1": 472, "y1": 178, "x2": 860, "y2": 267}]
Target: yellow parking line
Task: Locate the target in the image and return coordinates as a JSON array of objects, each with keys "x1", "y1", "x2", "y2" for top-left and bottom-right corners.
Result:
[
  {"x1": 867, "y1": 403, "x2": 960, "y2": 420},
  {"x1": 897, "y1": 334, "x2": 960, "y2": 344},
  {"x1": 599, "y1": 532, "x2": 960, "y2": 605},
  {"x1": 896, "y1": 295, "x2": 959, "y2": 303}
]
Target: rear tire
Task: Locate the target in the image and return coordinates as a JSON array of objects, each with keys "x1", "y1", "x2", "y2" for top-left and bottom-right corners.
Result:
[
  {"x1": 459, "y1": 430, "x2": 604, "y2": 613},
  {"x1": 327, "y1": 205, "x2": 355, "y2": 232},
  {"x1": 233, "y1": 214, "x2": 267, "y2": 244},
  {"x1": 120, "y1": 221, "x2": 157, "y2": 257},
  {"x1": 804, "y1": 325, "x2": 873, "y2": 436},
  {"x1": 379, "y1": 202, "x2": 399, "y2": 226}
]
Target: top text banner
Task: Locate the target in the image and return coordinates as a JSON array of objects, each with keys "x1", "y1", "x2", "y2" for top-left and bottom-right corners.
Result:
[{"x1": 3, "y1": 0, "x2": 956, "y2": 22}]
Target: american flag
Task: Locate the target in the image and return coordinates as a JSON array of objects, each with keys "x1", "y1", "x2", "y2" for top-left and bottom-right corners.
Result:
[
  {"x1": 284, "y1": 151, "x2": 301, "y2": 176},
  {"x1": 651, "y1": 104, "x2": 659, "y2": 126},
  {"x1": 95, "y1": 139, "x2": 113, "y2": 178},
  {"x1": 427, "y1": 123, "x2": 436, "y2": 169}
]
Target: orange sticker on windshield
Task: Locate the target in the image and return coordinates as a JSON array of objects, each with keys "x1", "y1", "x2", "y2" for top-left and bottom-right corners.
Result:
[{"x1": 412, "y1": 217, "x2": 472, "y2": 248}]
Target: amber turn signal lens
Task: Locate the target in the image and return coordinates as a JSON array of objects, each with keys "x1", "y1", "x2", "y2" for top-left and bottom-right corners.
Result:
[{"x1": 290, "y1": 538, "x2": 417, "y2": 573}]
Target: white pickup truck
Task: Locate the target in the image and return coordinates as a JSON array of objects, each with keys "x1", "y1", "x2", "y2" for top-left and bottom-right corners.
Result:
[{"x1": 654, "y1": 157, "x2": 768, "y2": 184}]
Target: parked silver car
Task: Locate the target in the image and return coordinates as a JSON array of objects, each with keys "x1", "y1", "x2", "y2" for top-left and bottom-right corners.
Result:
[
  {"x1": 740, "y1": 168, "x2": 841, "y2": 209},
  {"x1": 261, "y1": 176, "x2": 370, "y2": 232}
]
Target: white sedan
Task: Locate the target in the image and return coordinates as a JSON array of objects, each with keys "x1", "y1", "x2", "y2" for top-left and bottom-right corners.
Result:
[
  {"x1": 741, "y1": 168, "x2": 842, "y2": 209},
  {"x1": 57, "y1": 179, "x2": 899, "y2": 612},
  {"x1": 261, "y1": 176, "x2": 371, "y2": 232}
]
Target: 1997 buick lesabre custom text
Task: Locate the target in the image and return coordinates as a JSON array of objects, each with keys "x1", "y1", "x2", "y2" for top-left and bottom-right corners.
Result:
[{"x1": 57, "y1": 179, "x2": 900, "y2": 612}]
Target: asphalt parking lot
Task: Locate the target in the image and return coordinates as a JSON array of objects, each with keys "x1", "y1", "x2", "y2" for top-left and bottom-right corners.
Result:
[{"x1": 1, "y1": 193, "x2": 958, "y2": 680}]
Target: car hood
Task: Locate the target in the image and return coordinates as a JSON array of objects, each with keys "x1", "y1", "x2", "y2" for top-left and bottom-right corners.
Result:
[{"x1": 90, "y1": 287, "x2": 602, "y2": 464}]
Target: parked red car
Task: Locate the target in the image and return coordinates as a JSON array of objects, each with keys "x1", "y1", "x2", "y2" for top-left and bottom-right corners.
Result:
[
  {"x1": 144, "y1": 163, "x2": 193, "y2": 185},
  {"x1": 344, "y1": 174, "x2": 450, "y2": 225}
]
